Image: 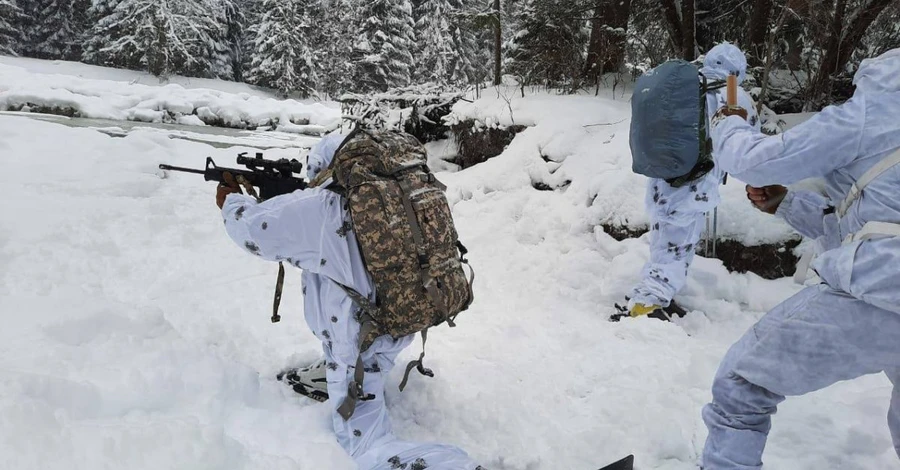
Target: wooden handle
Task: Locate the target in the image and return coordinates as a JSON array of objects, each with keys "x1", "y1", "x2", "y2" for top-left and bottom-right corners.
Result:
[{"x1": 726, "y1": 75, "x2": 738, "y2": 108}]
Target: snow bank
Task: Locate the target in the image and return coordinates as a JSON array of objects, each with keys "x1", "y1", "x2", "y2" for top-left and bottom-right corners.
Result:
[
  {"x1": 0, "y1": 115, "x2": 893, "y2": 470},
  {"x1": 0, "y1": 55, "x2": 278, "y2": 97},
  {"x1": 446, "y1": 86, "x2": 798, "y2": 246},
  {"x1": 0, "y1": 57, "x2": 342, "y2": 131}
]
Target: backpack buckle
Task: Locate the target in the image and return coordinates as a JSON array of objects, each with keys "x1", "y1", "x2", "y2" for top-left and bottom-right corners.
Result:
[
  {"x1": 417, "y1": 363, "x2": 434, "y2": 378},
  {"x1": 417, "y1": 252, "x2": 430, "y2": 268},
  {"x1": 350, "y1": 381, "x2": 375, "y2": 402}
]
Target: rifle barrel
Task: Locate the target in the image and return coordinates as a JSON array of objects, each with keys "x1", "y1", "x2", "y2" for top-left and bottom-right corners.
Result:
[{"x1": 159, "y1": 164, "x2": 205, "y2": 175}]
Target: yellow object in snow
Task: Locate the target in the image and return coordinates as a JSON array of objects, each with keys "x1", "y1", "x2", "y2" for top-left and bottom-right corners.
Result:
[{"x1": 630, "y1": 303, "x2": 661, "y2": 317}]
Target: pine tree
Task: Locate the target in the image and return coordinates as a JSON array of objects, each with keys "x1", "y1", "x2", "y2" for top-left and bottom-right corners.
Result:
[
  {"x1": 246, "y1": 0, "x2": 316, "y2": 97},
  {"x1": 190, "y1": 0, "x2": 244, "y2": 80},
  {"x1": 414, "y1": 0, "x2": 480, "y2": 85},
  {"x1": 505, "y1": 0, "x2": 587, "y2": 89},
  {"x1": 0, "y1": 0, "x2": 24, "y2": 55},
  {"x1": 238, "y1": 0, "x2": 261, "y2": 81},
  {"x1": 83, "y1": 0, "x2": 226, "y2": 78},
  {"x1": 81, "y1": 0, "x2": 122, "y2": 65},
  {"x1": 313, "y1": 0, "x2": 357, "y2": 97},
  {"x1": 352, "y1": 0, "x2": 416, "y2": 92},
  {"x1": 219, "y1": 0, "x2": 245, "y2": 81},
  {"x1": 26, "y1": 0, "x2": 91, "y2": 60}
]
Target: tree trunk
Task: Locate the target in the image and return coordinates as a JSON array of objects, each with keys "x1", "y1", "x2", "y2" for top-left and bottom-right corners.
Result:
[
  {"x1": 493, "y1": 0, "x2": 501, "y2": 86},
  {"x1": 807, "y1": 0, "x2": 891, "y2": 108},
  {"x1": 584, "y1": 0, "x2": 633, "y2": 80},
  {"x1": 747, "y1": 0, "x2": 775, "y2": 66},
  {"x1": 661, "y1": 0, "x2": 683, "y2": 57},
  {"x1": 835, "y1": 0, "x2": 893, "y2": 69},
  {"x1": 681, "y1": 0, "x2": 696, "y2": 60}
]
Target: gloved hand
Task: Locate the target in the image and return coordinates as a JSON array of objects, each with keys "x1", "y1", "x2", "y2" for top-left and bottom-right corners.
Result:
[
  {"x1": 711, "y1": 106, "x2": 748, "y2": 127},
  {"x1": 746, "y1": 184, "x2": 787, "y2": 215},
  {"x1": 216, "y1": 171, "x2": 243, "y2": 209}
]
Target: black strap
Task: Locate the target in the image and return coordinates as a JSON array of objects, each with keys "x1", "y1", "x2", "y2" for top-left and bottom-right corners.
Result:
[
  {"x1": 271, "y1": 262, "x2": 285, "y2": 323},
  {"x1": 399, "y1": 329, "x2": 434, "y2": 392},
  {"x1": 457, "y1": 241, "x2": 475, "y2": 311}
]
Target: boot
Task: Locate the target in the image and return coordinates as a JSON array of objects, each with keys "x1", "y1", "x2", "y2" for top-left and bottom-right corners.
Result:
[
  {"x1": 611, "y1": 298, "x2": 688, "y2": 322},
  {"x1": 277, "y1": 358, "x2": 329, "y2": 402}
]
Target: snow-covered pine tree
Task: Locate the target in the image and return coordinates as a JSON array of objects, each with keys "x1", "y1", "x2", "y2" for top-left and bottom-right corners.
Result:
[
  {"x1": 83, "y1": 0, "x2": 202, "y2": 77},
  {"x1": 313, "y1": 0, "x2": 357, "y2": 97},
  {"x1": 452, "y1": 0, "x2": 490, "y2": 86},
  {"x1": 505, "y1": 0, "x2": 587, "y2": 89},
  {"x1": 26, "y1": 0, "x2": 91, "y2": 60},
  {"x1": 81, "y1": 0, "x2": 123, "y2": 66},
  {"x1": 246, "y1": 0, "x2": 316, "y2": 98},
  {"x1": 84, "y1": 0, "x2": 237, "y2": 78},
  {"x1": 414, "y1": 0, "x2": 481, "y2": 85},
  {"x1": 237, "y1": 0, "x2": 262, "y2": 82},
  {"x1": 190, "y1": 0, "x2": 244, "y2": 81},
  {"x1": 352, "y1": 0, "x2": 416, "y2": 92},
  {"x1": 0, "y1": 0, "x2": 25, "y2": 56},
  {"x1": 219, "y1": 0, "x2": 245, "y2": 81}
]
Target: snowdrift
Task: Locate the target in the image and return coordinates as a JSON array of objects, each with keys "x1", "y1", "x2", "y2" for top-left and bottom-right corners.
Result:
[
  {"x1": 0, "y1": 56, "x2": 342, "y2": 131},
  {"x1": 445, "y1": 86, "x2": 798, "y2": 247}
]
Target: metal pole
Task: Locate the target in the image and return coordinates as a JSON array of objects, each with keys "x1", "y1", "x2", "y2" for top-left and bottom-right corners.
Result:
[{"x1": 712, "y1": 207, "x2": 718, "y2": 258}]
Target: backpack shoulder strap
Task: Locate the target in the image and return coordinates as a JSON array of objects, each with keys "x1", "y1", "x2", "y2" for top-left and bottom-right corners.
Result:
[
  {"x1": 704, "y1": 80, "x2": 727, "y2": 92},
  {"x1": 838, "y1": 148, "x2": 900, "y2": 218}
]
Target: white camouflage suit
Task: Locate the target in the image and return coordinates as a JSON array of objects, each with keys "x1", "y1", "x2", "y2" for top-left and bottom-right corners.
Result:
[
  {"x1": 222, "y1": 133, "x2": 482, "y2": 470},
  {"x1": 629, "y1": 44, "x2": 761, "y2": 310},
  {"x1": 702, "y1": 48, "x2": 900, "y2": 469}
]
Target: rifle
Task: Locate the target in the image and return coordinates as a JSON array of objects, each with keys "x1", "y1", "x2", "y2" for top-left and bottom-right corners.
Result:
[
  {"x1": 160, "y1": 152, "x2": 309, "y2": 324},
  {"x1": 159, "y1": 152, "x2": 307, "y2": 201}
]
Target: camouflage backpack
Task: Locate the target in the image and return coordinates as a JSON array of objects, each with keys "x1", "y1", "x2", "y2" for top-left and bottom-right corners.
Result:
[{"x1": 310, "y1": 128, "x2": 475, "y2": 420}]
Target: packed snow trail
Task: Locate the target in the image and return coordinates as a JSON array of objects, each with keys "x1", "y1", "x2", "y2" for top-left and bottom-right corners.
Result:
[{"x1": 0, "y1": 116, "x2": 895, "y2": 470}]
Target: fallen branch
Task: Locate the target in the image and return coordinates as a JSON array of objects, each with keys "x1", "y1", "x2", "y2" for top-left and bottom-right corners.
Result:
[{"x1": 583, "y1": 118, "x2": 627, "y2": 127}]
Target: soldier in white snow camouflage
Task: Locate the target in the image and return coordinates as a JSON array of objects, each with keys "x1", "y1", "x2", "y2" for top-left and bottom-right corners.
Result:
[{"x1": 217, "y1": 132, "x2": 481, "y2": 470}]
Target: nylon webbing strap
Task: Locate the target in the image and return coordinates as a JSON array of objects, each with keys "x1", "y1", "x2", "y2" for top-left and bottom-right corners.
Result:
[
  {"x1": 271, "y1": 262, "x2": 285, "y2": 322},
  {"x1": 793, "y1": 250, "x2": 816, "y2": 285},
  {"x1": 398, "y1": 178, "x2": 451, "y2": 324},
  {"x1": 337, "y1": 317, "x2": 378, "y2": 421},
  {"x1": 838, "y1": 148, "x2": 900, "y2": 218},
  {"x1": 843, "y1": 221, "x2": 900, "y2": 244},
  {"x1": 398, "y1": 178, "x2": 429, "y2": 262},
  {"x1": 399, "y1": 329, "x2": 433, "y2": 392},
  {"x1": 235, "y1": 175, "x2": 260, "y2": 201},
  {"x1": 338, "y1": 284, "x2": 378, "y2": 317}
]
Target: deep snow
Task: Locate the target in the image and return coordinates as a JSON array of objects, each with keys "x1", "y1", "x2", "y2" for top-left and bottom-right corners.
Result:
[
  {"x1": 0, "y1": 56, "x2": 342, "y2": 131},
  {"x1": 0, "y1": 85, "x2": 895, "y2": 470}
]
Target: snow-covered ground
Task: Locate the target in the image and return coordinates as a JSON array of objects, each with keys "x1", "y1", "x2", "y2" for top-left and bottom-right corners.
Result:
[
  {"x1": 1, "y1": 89, "x2": 895, "y2": 470},
  {"x1": 0, "y1": 56, "x2": 342, "y2": 131},
  {"x1": 447, "y1": 87, "x2": 797, "y2": 246}
]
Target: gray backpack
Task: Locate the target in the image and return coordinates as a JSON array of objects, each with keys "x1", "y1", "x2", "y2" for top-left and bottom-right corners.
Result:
[{"x1": 630, "y1": 60, "x2": 725, "y2": 187}]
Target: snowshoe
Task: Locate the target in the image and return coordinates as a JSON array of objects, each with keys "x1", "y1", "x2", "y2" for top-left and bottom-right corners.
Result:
[
  {"x1": 610, "y1": 297, "x2": 688, "y2": 322},
  {"x1": 598, "y1": 454, "x2": 634, "y2": 470},
  {"x1": 277, "y1": 358, "x2": 329, "y2": 402}
]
